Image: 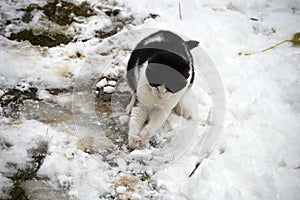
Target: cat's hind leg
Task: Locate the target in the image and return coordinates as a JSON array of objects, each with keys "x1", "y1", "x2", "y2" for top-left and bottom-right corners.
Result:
[
  {"x1": 126, "y1": 92, "x2": 136, "y2": 114},
  {"x1": 174, "y1": 102, "x2": 192, "y2": 120},
  {"x1": 174, "y1": 88, "x2": 193, "y2": 120}
]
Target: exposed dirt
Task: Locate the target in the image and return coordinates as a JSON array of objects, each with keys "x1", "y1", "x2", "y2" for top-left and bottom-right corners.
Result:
[
  {"x1": 3, "y1": 0, "x2": 159, "y2": 47},
  {"x1": 94, "y1": 78, "x2": 131, "y2": 148},
  {"x1": 4, "y1": 0, "x2": 135, "y2": 47},
  {"x1": 0, "y1": 87, "x2": 38, "y2": 120},
  {"x1": 43, "y1": 1, "x2": 95, "y2": 26},
  {"x1": 9, "y1": 29, "x2": 72, "y2": 47},
  {"x1": 4, "y1": 141, "x2": 49, "y2": 200}
]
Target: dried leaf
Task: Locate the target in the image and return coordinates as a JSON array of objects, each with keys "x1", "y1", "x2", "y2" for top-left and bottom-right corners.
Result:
[{"x1": 291, "y1": 32, "x2": 300, "y2": 45}]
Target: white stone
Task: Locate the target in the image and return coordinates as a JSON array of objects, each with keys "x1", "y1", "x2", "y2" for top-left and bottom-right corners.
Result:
[
  {"x1": 15, "y1": 82, "x2": 30, "y2": 92},
  {"x1": 116, "y1": 186, "x2": 127, "y2": 194},
  {"x1": 37, "y1": 89, "x2": 51, "y2": 100},
  {"x1": 96, "y1": 78, "x2": 107, "y2": 88},
  {"x1": 108, "y1": 80, "x2": 117, "y2": 86},
  {"x1": 103, "y1": 86, "x2": 115, "y2": 93},
  {"x1": 119, "y1": 115, "x2": 129, "y2": 125}
]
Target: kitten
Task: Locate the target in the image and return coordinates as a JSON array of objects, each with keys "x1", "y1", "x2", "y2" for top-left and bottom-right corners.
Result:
[{"x1": 126, "y1": 30, "x2": 199, "y2": 149}]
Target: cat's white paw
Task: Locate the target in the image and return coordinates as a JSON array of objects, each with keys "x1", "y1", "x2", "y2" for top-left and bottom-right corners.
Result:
[
  {"x1": 182, "y1": 110, "x2": 192, "y2": 120},
  {"x1": 128, "y1": 134, "x2": 143, "y2": 149},
  {"x1": 175, "y1": 106, "x2": 192, "y2": 120}
]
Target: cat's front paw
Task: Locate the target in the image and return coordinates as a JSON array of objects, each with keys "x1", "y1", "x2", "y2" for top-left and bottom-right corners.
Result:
[
  {"x1": 182, "y1": 110, "x2": 192, "y2": 120},
  {"x1": 128, "y1": 135, "x2": 143, "y2": 149},
  {"x1": 175, "y1": 106, "x2": 192, "y2": 120}
]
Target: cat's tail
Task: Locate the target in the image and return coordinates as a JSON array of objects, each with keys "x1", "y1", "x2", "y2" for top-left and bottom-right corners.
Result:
[{"x1": 185, "y1": 40, "x2": 199, "y2": 50}]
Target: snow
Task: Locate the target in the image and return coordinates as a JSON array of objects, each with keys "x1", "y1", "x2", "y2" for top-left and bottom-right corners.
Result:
[{"x1": 1, "y1": 0, "x2": 300, "y2": 199}]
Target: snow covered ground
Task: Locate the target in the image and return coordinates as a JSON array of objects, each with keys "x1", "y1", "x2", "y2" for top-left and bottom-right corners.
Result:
[{"x1": 1, "y1": 0, "x2": 300, "y2": 199}]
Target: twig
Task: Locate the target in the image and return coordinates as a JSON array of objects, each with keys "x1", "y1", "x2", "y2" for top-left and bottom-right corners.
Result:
[
  {"x1": 179, "y1": 2, "x2": 182, "y2": 21},
  {"x1": 189, "y1": 161, "x2": 201, "y2": 177},
  {"x1": 240, "y1": 39, "x2": 292, "y2": 56},
  {"x1": 261, "y1": 39, "x2": 291, "y2": 52},
  {"x1": 189, "y1": 154, "x2": 210, "y2": 177}
]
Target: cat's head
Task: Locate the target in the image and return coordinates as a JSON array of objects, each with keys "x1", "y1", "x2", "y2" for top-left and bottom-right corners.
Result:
[{"x1": 146, "y1": 51, "x2": 190, "y2": 99}]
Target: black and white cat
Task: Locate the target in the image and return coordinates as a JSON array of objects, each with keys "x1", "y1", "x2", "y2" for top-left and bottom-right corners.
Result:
[{"x1": 126, "y1": 30, "x2": 199, "y2": 149}]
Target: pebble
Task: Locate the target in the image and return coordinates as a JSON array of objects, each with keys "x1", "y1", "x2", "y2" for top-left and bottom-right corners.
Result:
[
  {"x1": 0, "y1": 89, "x2": 4, "y2": 97},
  {"x1": 108, "y1": 80, "x2": 117, "y2": 86},
  {"x1": 15, "y1": 82, "x2": 30, "y2": 92},
  {"x1": 119, "y1": 115, "x2": 129, "y2": 124},
  {"x1": 103, "y1": 86, "x2": 115, "y2": 93},
  {"x1": 37, "y1": 89, "x2": 51, "y2": 100},
  {"x1": 96, "y1": 78, "x2": 108, "y2": 88}
]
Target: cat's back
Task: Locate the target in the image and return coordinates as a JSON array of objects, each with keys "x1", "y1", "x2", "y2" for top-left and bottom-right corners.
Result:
[{"x1": 136, "y1": 30, "x2": 191, "y2": 61}]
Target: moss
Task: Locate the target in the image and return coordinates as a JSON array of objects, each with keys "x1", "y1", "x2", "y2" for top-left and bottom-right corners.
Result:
[
  {"x1": 104, "y1": 9, "x2": 121, "y2": 17},
  {"x1": 291, "y1": 32, "x2": 300, "y2": 45},
  {"x1": 5, "y1": 142, "x2": 49, "y2": 200},
  {"x1": 97, "y1": 23, "x2": 124, "y2": 39},
  {"x1": 42, "y1": 0, "x2": 95, "y2": 26},
  {"x1": 10, "y1": 1, "x2": 95, "y2": 47},
  {"x1": 20, "y1": 4, "x2": 40, "y2": 23},
  {"x1": 140, "y1": 172, "x2": 151, "y2": 181},
  {"x1": 19, "y1": 1, "x2": 95, "y2": 25},
  {"x1": 0, "y1": 87, "x2": 38, "y2": 120},
  {"x1": 9, "y1": 182, "x2": 29, "y2": 200},
  {"x1": 8, "y1": 168, "x2": 38, "y2": 200},
  {"x1": 9, "y1": 29, "x2": 72, "y2": 47},
  {"x1": 20, "y1": 4, "x2": 40, "y2": 13}
]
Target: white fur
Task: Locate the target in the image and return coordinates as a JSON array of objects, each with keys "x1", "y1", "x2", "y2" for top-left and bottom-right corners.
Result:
[{"x1": 128, "y1": 65, "x2": 191, "y2": 149}]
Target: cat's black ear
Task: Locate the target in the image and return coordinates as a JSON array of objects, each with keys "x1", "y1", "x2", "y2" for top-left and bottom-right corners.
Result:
[{"x1": 185, "y1": 40, "x2": 199, "y2": 50}]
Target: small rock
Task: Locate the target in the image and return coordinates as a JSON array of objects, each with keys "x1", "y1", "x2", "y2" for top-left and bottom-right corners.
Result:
[
  {"x1": 103, "y1": 86, "x2": 115, "y2": 93},
  {"x1": 15, "y1": 82, "x2": 30, "y2": 92},
  {"x1": 65, "y1": 149, "x2": 76, "y2": 159},
  {"x1": 37, "y1": 89, "x2": 51, "y2": 100},
  {"x1": 108, "y1": 80, "x2": 117, "y2": 86},
  {"x1": 116, "y1": 186, "x2": 127, "y2": 194},
  {"x1": 119, "y1": 115, "x2": 129, "y2": 125},
  {"x1": 0, "y1": 89, "x2": 4, "y2": 97},
  {"x1": 96, "y1": 78, "x2": 108, "y2": 88},
  {"x1": 114, "y1": 174, "x2": 138, "y2": 191}
]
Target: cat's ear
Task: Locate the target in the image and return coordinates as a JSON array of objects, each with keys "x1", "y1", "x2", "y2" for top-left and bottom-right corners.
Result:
[{"x1": 185, "y1": 40, "x2": 199, "y2": 50}]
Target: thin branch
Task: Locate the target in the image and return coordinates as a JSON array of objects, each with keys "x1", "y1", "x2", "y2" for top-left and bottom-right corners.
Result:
[
  {"x1": 179, "y1": 2, "x2": 182, "y2": 21},
  {"x1": 189, "y1": 154, "x2": 210, "y2": 177},
  {"x1": 261, "y1": 39, "x2": 290, "y2": 52},
  {"x1": 189, "y1": 161, "x2": 201, "y2": 177}
]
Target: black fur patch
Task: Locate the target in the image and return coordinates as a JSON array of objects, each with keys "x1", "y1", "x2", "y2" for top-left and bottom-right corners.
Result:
[
  {"x1": 126, "y1": 30, "x2": 198, "y2": 92},
  {"x1": 146, "y1": 51, "x2": 189, "y2": 93}
]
